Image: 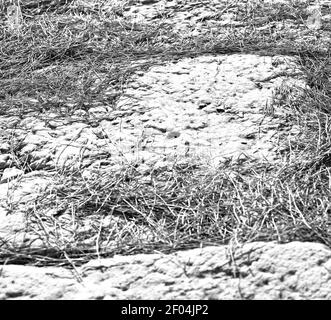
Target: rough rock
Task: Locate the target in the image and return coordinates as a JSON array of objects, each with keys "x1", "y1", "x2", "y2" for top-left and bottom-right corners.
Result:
[
  {"x1": 0, "y1": 54, "x2": 305, "y2": 175},
  {"x1": 0, "y1": 171, "x2": 52, "y2": 247},
  {"x1": 1, "y1": 242, "x2": 331, "y2": 299},
  {"x1": 0, "y1": 167, "x2": 24, "y2": 183}
]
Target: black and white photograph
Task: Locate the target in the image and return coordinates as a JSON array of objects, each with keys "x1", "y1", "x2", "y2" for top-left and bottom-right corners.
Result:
[{"x1": 0, "y1": 0, "x2": 331, "y2": 304}]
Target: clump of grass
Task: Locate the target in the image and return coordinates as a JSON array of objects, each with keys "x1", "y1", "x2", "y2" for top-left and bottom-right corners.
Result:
[
  {"x1": 3, "y1": 127, "x2": 331, "y2": 267},
  {"x1": 4, "y1": 74, "x2": 331, "y2": 265},
  {"x1": 1, "y1": 0, "x2": 329, "y2": 120}
]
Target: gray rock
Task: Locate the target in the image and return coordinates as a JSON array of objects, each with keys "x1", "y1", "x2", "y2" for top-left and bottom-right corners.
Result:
[
  {"x1": 0, "y1": 167, "x2": 24, "y2": 183},
  {"x1": 73, "y1": 109, "x2": 87, "y2": 117},
  {"x1": 0, "y1": 142, "x2": 11, "y2": 153},
  {"x1": 20, "y1": 143, "x2": 38, "y2": 154},
  {"x1": 88, "y1": 106, "x2": 108, "y2": 118},
  {"x1": 1, "y1": 242, "x2": 331, "y2": 299}
]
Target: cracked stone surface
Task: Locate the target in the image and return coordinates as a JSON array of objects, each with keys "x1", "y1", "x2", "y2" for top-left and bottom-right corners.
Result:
[{"x1": 1, "y1": 242, "x2": 331, "y2": 299}]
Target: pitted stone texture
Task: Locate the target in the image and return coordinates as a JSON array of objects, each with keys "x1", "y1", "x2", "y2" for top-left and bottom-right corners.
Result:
[
  {"x1": 124, "y1": 0, "x2": 329, "y2": 26},
  {"x1": 0, "y1": 54, "x2": 305, "y2": 173},
  {"x1": 123, "y1": 0, "x2": 331, "y2": 51},
  {"x1": 0, "y1": 171, "x2": 53, "y2": 247},
  {"x1": 103, "y1": 54, "x2": 305, "y2": 166},
  {"x1": 1, "y1": 242, "x2": 331, "y2": 299}
]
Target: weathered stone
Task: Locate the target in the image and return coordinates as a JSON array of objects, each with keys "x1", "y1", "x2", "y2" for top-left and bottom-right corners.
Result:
[
  {"x1": 0, "y1": 167, "x2": 24, "y2": 183},
  {"x1": 20, "y1": 143, "x2": 38, "y2": 154},
  {"x1": 73, "y1": 109, "x2": 87, "y2": 117},
  {"x1": 0, "y1": 142, "x2": 10, "y2": 153},
  {"x1": 88, "y1": 106, "x2": 108, "y2": 118},
  {"x1": 306, "y1": 5, "x2": 322, "y2": 30},
  {"x1": 23, "y1": 132, "x2": 51, "y2": 146},
  {"x1": 0, "y1": 242, "x2": 331, "y2": 299}
]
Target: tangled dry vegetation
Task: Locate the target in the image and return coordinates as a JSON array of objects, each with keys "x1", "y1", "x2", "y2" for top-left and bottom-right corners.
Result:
[{"x1": 0, "y1": 0, "x2": 331, "y2": 267}]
